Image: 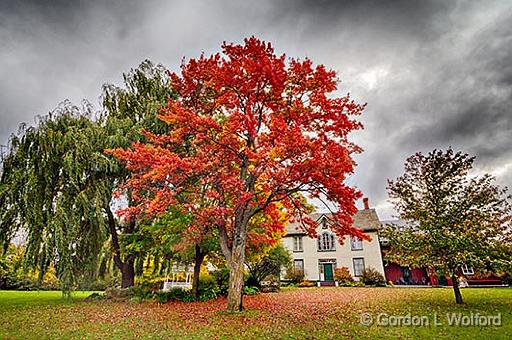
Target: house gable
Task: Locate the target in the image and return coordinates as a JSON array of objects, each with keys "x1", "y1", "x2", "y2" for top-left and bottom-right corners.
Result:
[{"x1": 282, "y1": 209, "x2": 386, "y2": 282}]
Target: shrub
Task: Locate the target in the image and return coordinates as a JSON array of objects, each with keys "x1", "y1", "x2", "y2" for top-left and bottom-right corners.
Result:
[
  {"x1": 334, "y1": 267, "x2": 353, "y2": 284},
  {"x1": 129, "y1": 286, "x2": 154, "y2": 300},
  {"x1": 245, "y1": 244, "x2": 292, "y2": 287},
  {"x1": 106, "y1": 287, "x2": 134, "y2": 300},
  {"x1": 198, "y1": 287, "x2": 219, "y2": 301},
  {"x1": 137, "y1": 277, "x2": 166, "y2": 291},
  {"x1": 6, "y1": 278, "x2": 37, "y2": 290},
  {"x1": 198, "y1": 273, "x2": 217, "y2": 290},
  {"x1": 350, "y1": 280, "x2": 365, "y2": 287},
  {"x1": 85, "y1": 292, "x2": 106, "y2": 301},
  {"x1": 0, "y1": 245, "x2": 27, "y2": 290},
  {"x1": 1, "y1": 248, "x2": 54, "y2": 291},
  {"x1": 211, "y1": 267, "x2": 230, "y2": 296},
  {"x1": 243, "y1": 286, "x2": 260, "y2": 295},
  {"x1": 502, "y1": 273, "x2": 511, "y2": 285},
  {"x1": 260, "y1": 279, "x2": 280, "y2": 293},
  {"x1": 152, "y1": 290, "x2": 169, "y2": 303},
  {"x1": 197, "y1": 273, "x2": 221, "y2": 301},
  {"x1": 127, "y1": 285, "x2": 202, "y2": 303},
  {"x1": 88, "y1": 276, "x2": 120, "y2": 291},
  {"x1": 40, "y1": 279, "x2": 60, "y2": 290},
  {"x1": 298, "y1": 280, "x2": 316, "y2": 287},
  {"x1": 130, "y1": 296, "x2": 143, "y2": 304},
  {"x1": 285, "y1": 268, "x2": 305, "y2": 284},
  {"x1": 153, "y1": 288, "x2": 194, "y2": 303},
  {"x1": 361, "y1": 268, "x2": 386, "y2": 286}
]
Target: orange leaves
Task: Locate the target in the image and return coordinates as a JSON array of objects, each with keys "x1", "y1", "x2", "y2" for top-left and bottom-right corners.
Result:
[{"x1": 111, "y1": 37, "x2": 366, "y2": 257}]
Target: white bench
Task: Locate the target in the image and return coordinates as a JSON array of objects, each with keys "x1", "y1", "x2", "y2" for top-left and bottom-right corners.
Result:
[{"x1": 162, "y1": 281, "x2": 192, "y2": 291}]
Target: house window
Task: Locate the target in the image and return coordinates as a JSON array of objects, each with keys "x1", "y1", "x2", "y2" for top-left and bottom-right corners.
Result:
[
  {"x1": 293, "y1": 236, "x2": 303, "y2": 252},
  {"x1": 461, "y1": 264, "x2": 474, "y2": 275},
  {"x1": 317, "y1": 232, "x2": 335, "y2": 251},
  {"x1": 321, "y1": 218, "x2": 328, "y2": 229},
  {"x1": 351, "y1": 236, "x2": 363, "y2": 250},
  {"x1": 294, "y1": 259, "x2": 304, "y2": 271},
  {"x1": 353, "y1": 258, "x2": 365, "y2": 277}
]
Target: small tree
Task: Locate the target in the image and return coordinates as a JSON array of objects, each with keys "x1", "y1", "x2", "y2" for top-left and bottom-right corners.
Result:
[
  {"x1": 334, "y1": 267, "x2": 353, "y2": 284},
  {"x1": 361, "y1": 268, "x2": 386, "y2": 286},
  {"x1": 384, "y1": 149, "x2": 512, "y2": 304},
  {"x1": 246, "y1": 244, "x2": 291, "y2": 287},
  {"x1": 285, "y1": 268, "x2": 305, "y2": 284}
]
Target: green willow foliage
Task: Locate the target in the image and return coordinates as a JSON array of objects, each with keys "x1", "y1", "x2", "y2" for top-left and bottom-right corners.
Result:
[
  {"x1": 0, "y1": 60, "x2": 177, "y2": 291},
  {"x1": 0, "y1": 103, "x2": 113, "y2": 292},
  {"x1": 100, "y1": 60, "x2": 178, "y2": 288},
  {"x1": 102, "y1": 60, "x2": 175, "y2": 150}
]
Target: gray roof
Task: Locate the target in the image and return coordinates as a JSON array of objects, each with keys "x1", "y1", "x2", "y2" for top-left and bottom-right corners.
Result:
[
  {"x1": 285, "y1": 209, "x2": 381, "y2": 235},
  {"x1": 380, "y1": 219, "x2": 406, "y2": 227}
]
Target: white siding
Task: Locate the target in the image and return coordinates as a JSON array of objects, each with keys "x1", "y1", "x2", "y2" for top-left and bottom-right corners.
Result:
[{"x1": 282, "y1": 230, "x2": 385, "y2": 281}]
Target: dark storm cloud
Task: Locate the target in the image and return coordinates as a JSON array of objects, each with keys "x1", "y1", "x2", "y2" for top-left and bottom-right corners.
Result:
[
  {"x1": 357, "y1": 3, "x2": 512, "y2": 216},
  {"x1": 274, "y1": 0, "x2": 453, "y2": 39},
  {"x1": 0, "y1": 0, "x2": 143, "y2": 34},
  {"x1": 394, "y1": 8, "x2": 512, "y2": 163},
  {"x1": 1, "y1": 0, "x2": 511, "y2": 218},
  {"x1": 272, "y1": 0, "x2": 512, "y2": 215},
  {"x1": 0, "y1": 0, "x2": 151, "y2": 146}
]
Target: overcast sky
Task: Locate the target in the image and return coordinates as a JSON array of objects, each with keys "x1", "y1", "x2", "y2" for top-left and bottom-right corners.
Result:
[{"x1": 1, "y1": 0, "x2": 511, "y2": 219}]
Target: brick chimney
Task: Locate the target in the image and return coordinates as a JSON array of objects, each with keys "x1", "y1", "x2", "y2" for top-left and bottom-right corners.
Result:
[{"x1": 363, "y1": 197, "x2": 369, "y2": 210}]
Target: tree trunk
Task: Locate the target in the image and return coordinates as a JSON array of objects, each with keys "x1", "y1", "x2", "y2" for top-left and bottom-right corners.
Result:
[
  {"x1": 222, "y1": 165, "x2": 254, "y2": 312},
  {"x1": 451, "y1": 274, "x2": 463, "y2": 304},
  {"x1": 135, "y1": 256, "x2": 144, "y2": 276},
  {"x1": 152, "y1": 255, "x2": 160, "y2": 275},
  {"x1": 192, "y1": 245, "x2": 206, "y2": 298},
  {"x1": 121, "y1": 259, "x2": 135, "y2": 288},
  {"x1": 98, "y1": 255, "x2": 107, "y2": 279},
  {"x1": 106, "y1": 206, "x2": 136, "y2": 288},
  {"x1": 227, "y1": 243, "x2": 246, "y2": 312}
]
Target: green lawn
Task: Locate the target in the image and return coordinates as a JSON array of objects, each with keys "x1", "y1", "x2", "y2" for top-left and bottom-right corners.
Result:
[{"x1": 0, "y1": 287, "x2": 510, "y2": 339}]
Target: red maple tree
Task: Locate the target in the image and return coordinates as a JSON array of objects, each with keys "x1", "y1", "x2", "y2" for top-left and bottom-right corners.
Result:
[{"x1": 111, "y1": 37, "x2": 366, "y2": 311}]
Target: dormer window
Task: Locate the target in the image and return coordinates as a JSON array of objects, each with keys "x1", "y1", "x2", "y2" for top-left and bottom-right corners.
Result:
[
  {"x1": 321, "y1": 217, "x2": 328, "y2": 229},
  {"x1": 318, "y1": 232, "x2": 335, "y2": 251}
]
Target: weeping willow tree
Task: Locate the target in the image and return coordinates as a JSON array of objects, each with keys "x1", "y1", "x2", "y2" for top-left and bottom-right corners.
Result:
[
  {"x1": 0, "y1": 102, "x2": 112, "y2": 292},
  {"x1": 0, "y1": 60, "x2": 177, "y2": 289},
  {"x1": 100, "y1": 60, "x2": 177, "y2": 287}
]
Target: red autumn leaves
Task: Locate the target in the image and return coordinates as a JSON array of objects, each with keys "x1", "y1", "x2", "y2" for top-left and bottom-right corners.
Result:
[{"x1": 110, "y1": 36, "x2": 367, "y2": 251}]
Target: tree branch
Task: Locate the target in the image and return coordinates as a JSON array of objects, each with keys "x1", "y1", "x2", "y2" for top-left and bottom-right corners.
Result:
[{"x1": 106, "y1": 206, "x2": 124, "y2": 270}]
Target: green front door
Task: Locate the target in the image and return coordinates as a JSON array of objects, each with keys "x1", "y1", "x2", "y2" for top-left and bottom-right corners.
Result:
[{"x1": 323, "y1": 263, "x2": 334, "y2": 281}]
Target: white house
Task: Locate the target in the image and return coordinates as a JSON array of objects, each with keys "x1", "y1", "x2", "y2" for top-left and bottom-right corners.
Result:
[{"x1": 282, "y1": 199, "x2": 385, "y2": 282}]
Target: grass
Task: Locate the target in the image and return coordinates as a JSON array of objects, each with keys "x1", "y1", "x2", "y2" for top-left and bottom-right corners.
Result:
[{"x1": 0, "y1": 287, "x2": 510, "y2": 339}]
